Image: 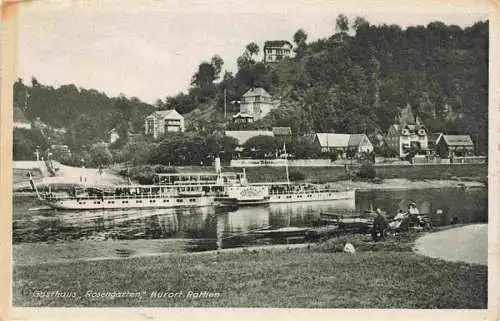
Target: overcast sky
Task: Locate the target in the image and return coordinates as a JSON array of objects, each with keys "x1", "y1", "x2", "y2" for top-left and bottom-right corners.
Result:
[{"x1": 16, "y1": 0, "x2": 490, "y2": 104}]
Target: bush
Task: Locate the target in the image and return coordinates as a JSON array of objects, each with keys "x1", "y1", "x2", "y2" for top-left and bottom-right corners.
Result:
[
  {"x1": 357, "y1": 162, "x2": 376, "y2": 179},
  {"x1": 289, "y1": 170, "x2": 306, "y2": 181},
  {"x1": 154, "y1": 165, "x2": 178, "y2": 174},
  {"x1": 328, "y1": 151, "x2": 338, "y2": 162}
]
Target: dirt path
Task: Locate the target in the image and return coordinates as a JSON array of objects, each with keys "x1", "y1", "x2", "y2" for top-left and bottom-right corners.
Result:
[
  {"x1": 414, "y1": 224, "x2": 487, "y2": 265},
  {"x1": 14, "y1": 163, "x2": 128, "y2": 190}
]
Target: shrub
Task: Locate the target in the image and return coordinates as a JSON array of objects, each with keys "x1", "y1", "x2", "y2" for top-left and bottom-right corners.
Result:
[
  {"x1": 289, "y1": 170, "x2": 306, "y2": 182},
  {"x1": 357, "y1": 162, "x2": 376, "y2": 179},
  {"x1": 328, "y1": 151, "x2": 338, "y2": 162},
  {"x1": 154, "y1": 165, "x2": 178, "y2": 174}
]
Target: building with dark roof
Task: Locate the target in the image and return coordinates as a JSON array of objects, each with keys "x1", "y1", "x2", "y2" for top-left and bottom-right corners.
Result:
[
  {"x1": 145, "y1": 109, "x2": 184, "y2": 139},
  {"x1": 263, "y1": 40, "x2": 293, "y2": 63},
  {"x1": 386, "y1": 105, "x2": 429, "y2": 158},
  {"x1": 233, "y1": 87, "x2": 275, "y2": 122},
  {"x1": 313, "y1": 133, "x2": 373, "y2": 159},
  {"x1": 436, "y1": 135, "x2": 475, "y2": 158}
]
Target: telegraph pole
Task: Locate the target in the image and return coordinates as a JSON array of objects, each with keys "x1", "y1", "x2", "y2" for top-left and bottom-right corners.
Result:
[{"x1": 224, "y1": 88, "x2": 227, "y2": 121}]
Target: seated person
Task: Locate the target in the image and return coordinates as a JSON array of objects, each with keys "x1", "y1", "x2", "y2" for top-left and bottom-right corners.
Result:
[
  {"x1": 408, "y1": 202, "x2": 420, "y2": 215},
  {"x1": 389, "y1": 209, "x2": 410, "y2": 230},
  {"x1": 393, "y1": 209, "x2": 407, "y2": 220}
]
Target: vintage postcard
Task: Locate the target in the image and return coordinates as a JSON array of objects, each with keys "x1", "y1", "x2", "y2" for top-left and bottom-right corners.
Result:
[{"x1": 1, "y1": 0, "x2": 498, "y2": 320}]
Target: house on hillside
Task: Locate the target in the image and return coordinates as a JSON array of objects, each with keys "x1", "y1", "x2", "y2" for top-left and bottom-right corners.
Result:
[
  {"x1": 386, "y1": 105, "x2": 429, "y2": 158},
  {"x1": 145, "y1": 109, "x2": 185, "y2": 139},
  {"x1": 436, "y1": 135, "x2": 475, "y2": 159},
  {"x1": 14, "y1": 107, "x2": 31, "y2": 130},
  {"x1": 272, "y1": 127, "x2": 292, "y2": 137},
  {"x1": 232, "y1": 112, "x2": 255, "y2": 124},
  {"x1": 233, "y1": 87, "x2": 275, "y2": 122},
  {"x1": 263, "y1": 40, "x2": 293, "y2": 63},
  {"x1": 314, "y1": 133, "x2": 373, "y2": 159},
  {"x1": 108, "y1": 128, "x2": 120, "y2": 144}
]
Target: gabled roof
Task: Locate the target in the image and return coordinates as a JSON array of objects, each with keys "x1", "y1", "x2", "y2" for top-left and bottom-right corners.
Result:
[
  {"x1": 428, "y1": 133, "x2": 443, "y2": 144},
  {"x1": 147, "y1": 109, "x2": 183, "y2": 120},
  {"x1": 348, "y1": 134, "x2": 370, "y2": 147},
  {"x1": 264, "y1": 40, "x2": 293, "y2": 48},
  {"x1": 399, "y1": 104, "x2": 415, "y2": 125},
  {"x1": 302, "y1": 133, "x2": 316, "y2": 144},
  {"x1": 225, "y1": 130, "x2": 274, "y2": 145},
  {"x1": 272, "y1": 127, "x2": 292, "y2": 136},
  {"x1": 440, "y1": 135, "x2": 474, "y2": 147},
  {"x1": 315, "y1": 133, "x2": 351, "y2": 148},
  {"x1": 232, "y1": 112, "x2": 254, "y2": 119},
  {"x1": 388, "y1": 123, "x2": 426, "y2": 136},
  {"x1": 242, "y1": 87, "x2": 271, "y2": 98},
  {"x1": 14, "y1": 107, "x2": 29, "y2": 123}
]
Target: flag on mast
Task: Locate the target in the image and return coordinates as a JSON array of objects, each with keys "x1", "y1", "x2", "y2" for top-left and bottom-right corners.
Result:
[
  {"x1": 283, "y1": 143, "x2": 290, "y2": 184},
  {"x1": 26, "y1": 171, "x2": 41, "y2": 199}
]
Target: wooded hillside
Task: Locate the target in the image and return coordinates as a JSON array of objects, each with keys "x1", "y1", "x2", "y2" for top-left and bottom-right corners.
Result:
[{"x1": 13, "y1": 16, "x2": 488, "y2": 161}]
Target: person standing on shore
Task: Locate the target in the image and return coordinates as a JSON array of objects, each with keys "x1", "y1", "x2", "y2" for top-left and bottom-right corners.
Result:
[{"x1": 372, "y1": 208, "x2": 388, "y2": 241}]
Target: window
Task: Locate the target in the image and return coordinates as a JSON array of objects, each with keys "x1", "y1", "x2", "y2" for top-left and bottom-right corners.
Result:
[
  {"x1": 136, "y1": 200, "x2": 142, "y2": 203},
  {"x1": 177, "y1": 199, "x2": 183, "y2": 203}
]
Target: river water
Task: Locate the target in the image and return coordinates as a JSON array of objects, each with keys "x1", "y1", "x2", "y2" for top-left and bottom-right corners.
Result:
[{"x1": 13, "y1": 187, "x2": 487, "y2": 250}]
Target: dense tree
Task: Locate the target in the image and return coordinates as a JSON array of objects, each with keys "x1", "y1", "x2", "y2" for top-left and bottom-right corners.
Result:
[
  {"x1": 246, "y1": 42, "x2": 260, "y2": 56},
  {"x1": 15, "y1": 18, "x2": 489, "y2": 162},
  {"x1": 88, "y1": 142, "x2": 113, "y2": 167},
  {"x1": 243, "y1": 135, "x2": 277, "y2": 158},
  {"x1": 293, "y1": 28, "x2": 308, "y2": 57}
]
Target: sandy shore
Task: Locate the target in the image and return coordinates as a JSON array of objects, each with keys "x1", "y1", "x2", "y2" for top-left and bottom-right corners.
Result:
[
  {"x1": 329, "y1": 178, "x2": 485, "y2": 191},
  {"x1": 13, "y1": 163, "x2": 128, "y2": 190}
]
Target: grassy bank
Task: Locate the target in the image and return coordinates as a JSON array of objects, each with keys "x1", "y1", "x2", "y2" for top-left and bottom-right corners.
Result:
[
  {"x1": 13, "y1": 231, "x2": 487, "y2": 308},
  {"x1": 112, "y1": 163, "x2": 487, "y2": 184},
  {"x1": 245, "y1": 163, "x2": 487, "y2": 183}
]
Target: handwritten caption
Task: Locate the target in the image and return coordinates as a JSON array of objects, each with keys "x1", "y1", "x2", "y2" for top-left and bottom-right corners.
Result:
[{"x1": 26, "y1": 289, "x2": 221, "y2": 301}]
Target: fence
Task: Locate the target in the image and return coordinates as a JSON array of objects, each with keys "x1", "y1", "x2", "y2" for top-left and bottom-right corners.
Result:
[
  {"x1": 412, "y1": 157, "x2": 450, "y2": 165},
  {"x1": 230, "y1": 156, "x2": 487, "y2": 167},
  {"x1": 230, "y1": 159, "x2": 334, "y2": 167},
  {"x1": 452, "y1": 156, "x2": 487, "y2": 164}
]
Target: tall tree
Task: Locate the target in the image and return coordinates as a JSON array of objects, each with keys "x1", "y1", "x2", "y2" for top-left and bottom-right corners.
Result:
[{"x1": 293, "y1": 28, "x2": 308, "y2": 57}]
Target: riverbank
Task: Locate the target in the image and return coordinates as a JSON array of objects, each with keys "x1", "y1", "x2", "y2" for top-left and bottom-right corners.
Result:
[
  {"x1": 243, "y1": 163, "x2": 487, "y2": 183},
  {"x1": 13, "y1": 229, "x2": 487, "y2": 308},
  {"x1": 328, "y1": 178, "x2": 484, "y2": 191},
  {"x1": 110, "y1": 163, "x2": 487, "y2": 184},
  {"x1": 13, "y1": 164, "x2": 486, "y2": 194}
]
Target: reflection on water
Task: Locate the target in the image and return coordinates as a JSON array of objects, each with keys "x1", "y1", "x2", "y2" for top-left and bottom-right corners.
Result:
[{"x1": 13, "y1": 187, "x2": 487, "y2": 250}]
